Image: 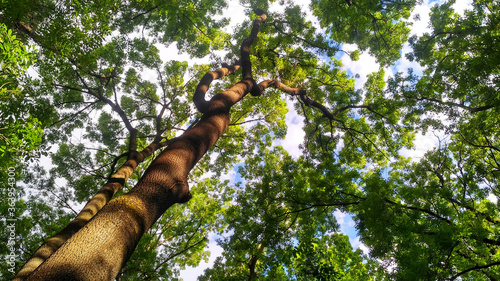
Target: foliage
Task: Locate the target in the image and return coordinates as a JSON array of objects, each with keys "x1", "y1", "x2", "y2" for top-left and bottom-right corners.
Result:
[
  {"x1": 0, "y1": 23, "x2": 42, "y2": 168},
  {"x1": 199, "y1": 147, "x2": 379, "y2": 280},
  {"x1": 352, "y1": 1, "x2": 500, "y2": 279},
  {"x1": 311, "y1": 0, "x2": 418, "y2": 65},
  {"x1": 1, "y1": 0, "x2": 499, "y2": 280}
]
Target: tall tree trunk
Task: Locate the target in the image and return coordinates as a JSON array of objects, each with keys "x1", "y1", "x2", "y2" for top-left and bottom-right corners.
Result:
[
  {"x1": 14, "y1": 139, "x2": 167, "y2": 280},
  {"x1": 22, "y1": 11, "x2": 268, "y2": 281}
]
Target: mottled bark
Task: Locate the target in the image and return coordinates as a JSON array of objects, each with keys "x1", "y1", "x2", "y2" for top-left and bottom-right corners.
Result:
[
  {"x1": 14, "y1": 140, "x2": 168, "y2": 280},
  {"x1": 193, "y1": 63, "x2": 241, "y2": 113},
  {"x1": 21, "y1": 11, "x2": 268, "y2": 281}
]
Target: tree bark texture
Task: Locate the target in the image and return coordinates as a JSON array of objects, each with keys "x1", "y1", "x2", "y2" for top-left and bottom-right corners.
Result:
[{"x1": 14, "y1": 140, "x2": 167, "y2": 280}]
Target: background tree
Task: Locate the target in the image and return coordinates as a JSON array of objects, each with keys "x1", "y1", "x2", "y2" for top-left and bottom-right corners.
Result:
[
  {"x1": 353, "y1": 1, "x2": 500, "y2": 279},
  {"x1": 311, "y1": 0, "x2": 417, "y2": 65}
]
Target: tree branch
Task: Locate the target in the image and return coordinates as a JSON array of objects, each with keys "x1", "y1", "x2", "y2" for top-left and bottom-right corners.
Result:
[
  {"x1": 449, "y1": 261, "x2": 500, "y2": 280},
  {"x1": 193, "y1": 63, "x2": 241, "y2": 113}
]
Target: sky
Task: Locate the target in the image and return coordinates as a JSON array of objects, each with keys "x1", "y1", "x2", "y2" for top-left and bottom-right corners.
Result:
[
  {"x1": 175, "y1": 0, "x2": 476, "y2": 279},
  {"x1": 12, "y1": 0, "x2": 478, "y2": 279},
  {"x1": 24, "y1": 0, "x2": 472, "y2": 279},
  {"x1": 177, "y1": 0, "x2": 417, "y2": 279}
]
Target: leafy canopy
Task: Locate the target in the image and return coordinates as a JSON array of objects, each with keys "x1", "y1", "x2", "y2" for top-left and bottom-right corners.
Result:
[{"x1": 1, "y1": 0, "x2": 500, "y2": 280}]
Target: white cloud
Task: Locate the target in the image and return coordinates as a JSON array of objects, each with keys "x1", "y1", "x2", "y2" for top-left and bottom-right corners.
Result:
[
  {"x1": 452, "y1": 0, "x2": 473, "y2": 15},
  {"x1": 399, "y1": 131, "x2": 449, "y2": 160},
  {"x1": 351, "y1": 236, "x2": 369, "y2": 255},
  {"x1": 409, "y1": 2, "x2": 435, "y2": 37},
  {"x1": 275, "y1": 97, "x2": 306, "y2": 158},
  {"x1": 156, "y1": 43, "x2": 196, "y2": 63},
  {"x1": 341, "y1": 44, "x2": 380, "y2": 90},
  {"x1": 488, "y1": 193, "x2": 498, "y2": 204},
  {"x1": 179, "y1": 233, "x2": 224, "y2": 280}
]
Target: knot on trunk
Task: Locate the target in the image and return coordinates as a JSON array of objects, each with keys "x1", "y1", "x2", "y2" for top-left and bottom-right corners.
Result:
[
  {"x1": 173, "y1": 180, "x2": 192, "y2": 204},
  {"x1": 249, "y1": 78, "x2": 262, "y2": 96}
]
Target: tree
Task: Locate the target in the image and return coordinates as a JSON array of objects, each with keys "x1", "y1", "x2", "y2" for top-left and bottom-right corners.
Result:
[
  {"x1": 198, "y1": 147, "x2": 382, "y2": 280},
  {"x1": 0, "y1": 0, "x2": 232, "y2": 279},
  {"x1": 1, "y1": 0, "x2": 231, "y2": 279},
  {"x1": 2, "y1": 0, "x2": 499, "y2": 280},
  {"x1": 15, "y1": 8, "x2": 368, "y2": 280},
  {"x1": 311, "y1": 0, "x2": 417, "y2": 65},
  {"x1": 353, "y1": 1, "x2": 500, "y2": 279},
  {"x1": 198, "y1": 1, "x2": 500, "y2": 279}
]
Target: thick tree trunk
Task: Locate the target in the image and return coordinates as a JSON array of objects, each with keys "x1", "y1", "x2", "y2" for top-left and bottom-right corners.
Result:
[
  {"x1": 14, "y1": 140, "x2": 166, "y2": 280},
  {"x1": 21, "y1": 11, "x2": 267, "y2": 280},
  {"x1": 24, "y1": 80, "x2": 252, "y2": 280}
]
